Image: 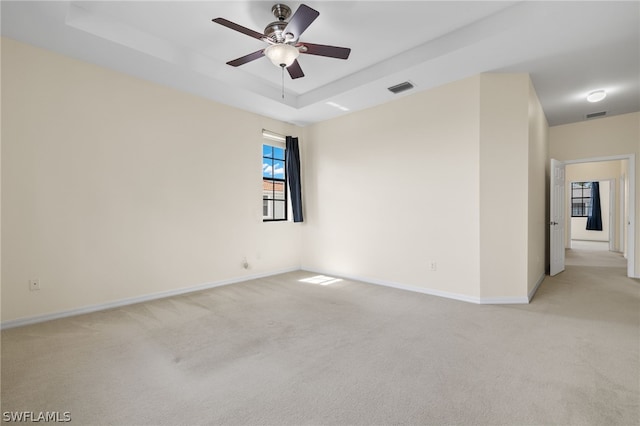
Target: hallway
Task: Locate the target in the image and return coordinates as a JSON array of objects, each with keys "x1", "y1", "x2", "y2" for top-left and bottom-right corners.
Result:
[{"x1": 566, "y1": 240, "x2": 627, "y2": 268}]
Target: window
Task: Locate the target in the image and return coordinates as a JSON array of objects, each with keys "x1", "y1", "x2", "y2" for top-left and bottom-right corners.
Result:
[
  {"x1": 571, "y1": 182, "x2": 592, "y2": 217},
  {"x1": 262, "y1": 144, "x2": 287, "y2": 221}
]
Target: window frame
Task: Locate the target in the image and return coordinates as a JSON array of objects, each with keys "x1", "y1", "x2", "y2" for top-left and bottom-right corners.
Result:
[
  {"x1": 262, "y1": 142, "x2": 288, "y2": 222},
  {"x1": 571, "y1": 181, "x2": 592, "y2": 218}
]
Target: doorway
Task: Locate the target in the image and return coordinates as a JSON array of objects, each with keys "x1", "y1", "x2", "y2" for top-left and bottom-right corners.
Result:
[
  {"x1": 565, "y1": 240, "x2": 628, "y2": 268},
  {"x1": 567, "y1": 177, "x2": 615, "y2": 251},
  {"x1": 559, "y1": 155, "x2": 635, "y2": 277}
]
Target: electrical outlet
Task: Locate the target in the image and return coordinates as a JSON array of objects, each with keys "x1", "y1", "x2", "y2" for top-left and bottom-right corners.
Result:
[
  {"x1": 429, "y1": 261, "x2": 437, "y2": 272},
  {"x1": 29, "y1": 279, "x2": 40, "y2": 291}
]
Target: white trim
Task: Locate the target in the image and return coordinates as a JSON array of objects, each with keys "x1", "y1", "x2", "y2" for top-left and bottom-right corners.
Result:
[
  {"x1": 302, "y1": 268, "x2": 530, "y2": 305},
  {"x1": 628, "y1": 154, "x2": 636, "y2": 277},
  {"x1": 564, "y1": 154, "x2": 635, "y2": 165},
  {"x1": 528, "y1": 273, "x2": 546, "y2": 302},
  {"x1": 609, "y1": 179, "x2": 616, "y2": 252},
  {"x1": 0, "y1": 267, "x2": 298, "y2": 330},
  {"x1": 480, "y1": 296, "x2": 530, "y2": 304},
  {"x1": 620, "y1": 172, "x2": 626, "y2": 257}
]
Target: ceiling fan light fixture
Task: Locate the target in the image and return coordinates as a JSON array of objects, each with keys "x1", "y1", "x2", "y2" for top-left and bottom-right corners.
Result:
[
  {"x1": 264, "y1": 43, "x2": 299, "y2": 67},
  {"x1": 587, "y1": 90, "x2": 607, "y2": 103}
]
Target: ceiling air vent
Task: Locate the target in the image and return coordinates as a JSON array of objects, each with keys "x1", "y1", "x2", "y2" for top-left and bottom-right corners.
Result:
[
  {"x1": 586, "y1": 111, "x2": 607, "y2": 119},
  {"x1": 387, "y1": 81, "x2": 414, "y2": 94}
]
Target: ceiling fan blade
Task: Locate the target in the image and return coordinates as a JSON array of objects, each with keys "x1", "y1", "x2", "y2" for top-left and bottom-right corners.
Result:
[
  {"x1": 287, "y1": 60, "x2": 305, "y2": 79},
  {"x1": 283, "y1": 4, "x2": 319, "y2": 40},
  {"x1": 212, "y1": 17, "x2": 265, "y2": 40},
  {"x1": 299, "y1": 42, "x2": 351, "y2": 60},
  {"x1": 227, "y1": 49, "x2": 265, "y2": 67}
]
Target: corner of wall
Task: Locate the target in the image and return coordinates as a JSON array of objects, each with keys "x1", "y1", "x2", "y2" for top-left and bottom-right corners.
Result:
[
  {"x1": 527, "y1": 76, "x2": 549, "y2": 295},
  {"x1": 478, "y1": 73, "x2": 531, "y2": 299}
]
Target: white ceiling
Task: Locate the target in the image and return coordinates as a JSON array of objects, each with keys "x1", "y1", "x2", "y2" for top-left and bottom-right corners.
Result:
[{"x1": 2, "y1": 1, "x2": 639, "y2": 127}]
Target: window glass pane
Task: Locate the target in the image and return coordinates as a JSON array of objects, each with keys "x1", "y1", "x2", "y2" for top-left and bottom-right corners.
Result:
[
  {"x1": 572, "y1": 204, "x2": 580, "y2": 216},
  {"x1": 263, "y1": 159, "x2": 274, "y2": 178},
  {"x1": 274, "y1": 181, "x2": 286, "y2": 200},
  {"x1": 263, "y1": 199, "x2": 273, "y2": 219},
  {"x1": 273, "y1": 160, "x2": 285, "y2": 179},
  {"x1": 263, "y1": 145, "x2": 273, "y2": 157},
  {"x1": 274, "y1": 201, "x2": 286, "y2": 220},
  {"x1": 263, "y1": 179, "x2": 275, "y2": 194},
  {"x1": 273, "y1": 147, "x2": 285, "y2": 160}
]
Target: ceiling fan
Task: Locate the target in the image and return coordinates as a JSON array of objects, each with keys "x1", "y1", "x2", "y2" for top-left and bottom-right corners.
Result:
[{"x1": 212, "y1": 3, "x2": 351, "y2": 79}]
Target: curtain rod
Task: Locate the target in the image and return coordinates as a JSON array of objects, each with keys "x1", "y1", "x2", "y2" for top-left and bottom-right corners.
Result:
[{"x1": 262, "y1": 129, "x2": 289, "y2": 143}]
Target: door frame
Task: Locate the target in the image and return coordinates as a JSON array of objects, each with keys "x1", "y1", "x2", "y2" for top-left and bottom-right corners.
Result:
[
  {"x1": 610, "y1": 179, "x2": 616, "y2": 252},
  {"x1": 563, "y1": 154, "x2": 635, "y2": 278}
]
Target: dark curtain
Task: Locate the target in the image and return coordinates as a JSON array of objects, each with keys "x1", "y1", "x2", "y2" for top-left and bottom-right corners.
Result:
[
  {"x1": 286, "y1": 136, "x2": 303, "y2": 222},
  {"x1": 586, "y1": 181, "x2": 603, "y2": 231}
]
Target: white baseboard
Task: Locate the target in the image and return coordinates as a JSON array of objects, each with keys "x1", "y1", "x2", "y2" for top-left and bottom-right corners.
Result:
[
  {"x1": 302, "y1": 268, "x2": 530, "y2": 305},
  {"x1": 479, "y1": 296, "x2": 530, "y2": 304},
  {"x1": 0, "y1": 267, "x2": 299, "y2": 330},
  {"x1": 3, "y1": 267, "x2": 541, "y2": 329},
  {"x1": 528, "y1": 273, "x2": 546, "y2": 302}
]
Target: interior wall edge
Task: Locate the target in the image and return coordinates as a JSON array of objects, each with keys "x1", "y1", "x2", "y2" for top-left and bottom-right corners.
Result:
[{"x1": 527, "y1": 272, "x2": 546, "y2": 302}]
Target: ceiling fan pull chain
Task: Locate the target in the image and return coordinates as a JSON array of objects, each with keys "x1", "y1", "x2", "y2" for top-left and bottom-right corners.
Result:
[{"x1": 281, "y1": 65, "x2": 285, "y2": 99}]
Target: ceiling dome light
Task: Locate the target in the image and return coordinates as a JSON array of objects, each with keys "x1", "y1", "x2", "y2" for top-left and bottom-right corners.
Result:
[
  {"x1": 264, "y1": 44, "x2": 299, "y2": 68},
  {"x1": 587, "y1": 90, "x2": 607, "y2": 103}
]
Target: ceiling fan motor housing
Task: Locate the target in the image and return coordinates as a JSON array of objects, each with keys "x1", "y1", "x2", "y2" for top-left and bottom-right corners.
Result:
[
  {"x1": 271, "y1": 4, "x2": 291, "y2": 21},
  {"x1": 264, "y1": 21, "x2": 288, "y2": 43},
  {"x1": 265, "y1": 4, "x2": 295, "y2": 43}
]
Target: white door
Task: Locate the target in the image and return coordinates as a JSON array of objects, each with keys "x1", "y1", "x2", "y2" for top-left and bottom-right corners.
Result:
[
  {"x1": 609, "y1": 180, "x2": 616, "y2": 252},
  {"x1": 550, "y1": 159, "x2": 566, "y2": 276}
]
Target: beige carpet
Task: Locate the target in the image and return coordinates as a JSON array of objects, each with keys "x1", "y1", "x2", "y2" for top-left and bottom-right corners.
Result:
[
  {"x1": 2, "y1": 253, "x2": 639, "y2": 425},
  {"x1": 567, "y1": 240, "x2": 628, "y2": 268}
]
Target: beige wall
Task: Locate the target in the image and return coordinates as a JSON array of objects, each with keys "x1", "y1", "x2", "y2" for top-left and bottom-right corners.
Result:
[
  {"x1": 478, "y1": 74, "x2": 529, "y2": 299},
  {"x1": 1, "y1": 38, "x2": 301, "y2": 322},
  {"x1": 550, "y1": 112, "x2": 639, "y2": 275},
  {"x1": 477, "y1": 74, "x2": 547, "y2": 299},
  {"x1": 550, "y1": 113, "x2": 639, "y2": 160},
  {"x1": 302, "y1": 73, "x2": 548, "y2": 302},
  {"x1": 301, "y1": 76, "x2": 483, "y2": 299},
  {"x1": 527, "y1": 79, "x2": 549, "y2": 295}
]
